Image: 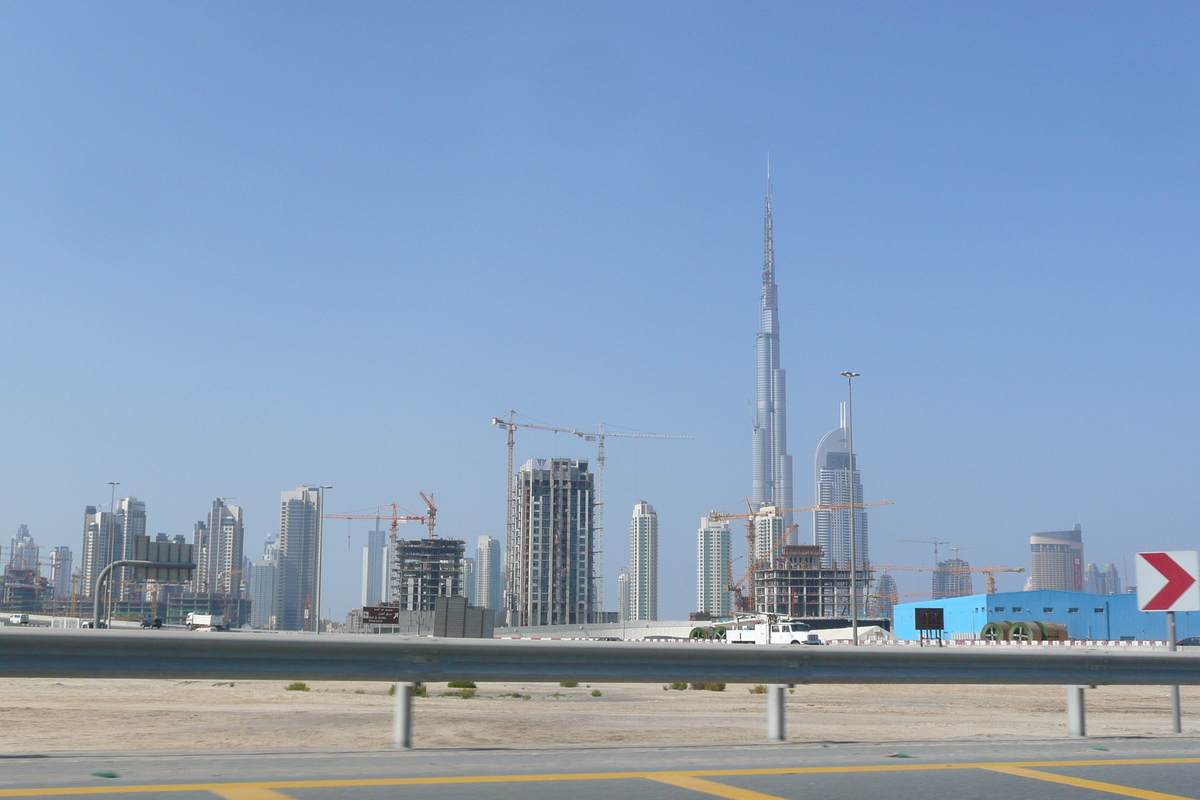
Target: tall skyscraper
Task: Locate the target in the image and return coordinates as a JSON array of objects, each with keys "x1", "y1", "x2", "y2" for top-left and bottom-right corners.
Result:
[
  {"x1": 81, "y1": 506, "x2": 109, "y2": 598},
  {"x1": 1028, "y1": 525, "x2": 1084, "y2": 591},
  {"x1": 696, "y1": 515, "x2": 731, "y2": 617},
  {"x1": 276, "y1": 487, "x2": 323, "y2": 632},
  {"x1": 476, "y1": 535, "x2": 502, "y2": 612},
  {"x1": 873, "y1": 572, "x2": 898, "y2": 619},
  {"x1": 628, "y1": 501, "x2": 658, "y2": 621},
  {"x1": 196, "y1": 499, "x2": 244, "y2": 596},
  {"x1": 932, "y1": 558, "x2": 974, "y2": 598},
  {"x1": 751, "y1": 172, "x2": 794, "y2": 529},
  {"x1": 9, "y1": 524, "x2": 38, "y2": 571},
  {"x1": 813, "y1": 404, "x2": 868, "y2": 568},
  {"x1": 1104, "y1": 563, "x2": 1122, "y2": 595},
  {"x1": 112, "y1": 498, "x2": 147, "y2": 599},
  {"x1": 505, "y1": 458, "x2": 595, "y2": 626},
  {"x1": 463, "y1": 557, "x2": 477, "y2": 605},
  {"x1": 49, "y1": 546, "x2": 73, "y2": 598},
  {"x1": 361, "y1": 524, "x2": 389, "y2": 607},
  {"x1": 248, "y1": 535, "x2": 278, "y2": 629}
]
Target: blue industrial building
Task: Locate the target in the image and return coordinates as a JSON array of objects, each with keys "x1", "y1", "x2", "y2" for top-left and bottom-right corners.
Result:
[{"x1": 894, "y1": 590, "x2": 1200, "y2": 642}]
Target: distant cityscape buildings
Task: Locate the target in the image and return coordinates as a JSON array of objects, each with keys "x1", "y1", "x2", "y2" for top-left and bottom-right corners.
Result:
[
  {"x1": 49, "y1": 545, "x2": 72, "y2": 598},
  {"x1": 195, "y1": 498, "x2": 244, "y2": 596},
  {"x1": 1085, "y1": 561, "x2": 1122, "y2": 596},
  {"x1": 505, "y1": 458, "x2": 595, "y2": 626},
  {"x1": 813, "y1": 404, "x2": 868, "y2": 569},
  {"x1": 10, "y1": 524, "x2": 38, "y2": 570},
  {"x1": 1027, "y1": 524, "x2": 1084, "y2": 592},
  {"x1": 463, "y1": 557, "x2": 477, "y2": 605},
  {"x1": 628, "y1": 501, "x2": 658, "y2": 621},
  {"x1": 617, "y1": 571, "x2": 630, "y2": 622},
  {"x1": 276, "y1": 487, "x2": 323, "y2": 631},
  {"x1": 696, "y1": 515, "x2": 731, "y2": 617},
  {"x1": 932, "y1": 557, "x2": 974, "y2": 599},
  {"x1": 247, "y1": 534, "x2": 277, "y2": 629}
]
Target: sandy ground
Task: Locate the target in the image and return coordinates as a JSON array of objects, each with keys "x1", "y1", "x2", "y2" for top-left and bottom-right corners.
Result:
[{"x1": 1, "y1": 679, "x2": 1196, "y2": 752}]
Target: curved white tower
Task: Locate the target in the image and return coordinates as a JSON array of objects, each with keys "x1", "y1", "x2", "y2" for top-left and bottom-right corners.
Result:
[
  {"x1": 813, "y1": 403, "x2": 868, "y2": 569},
  {"x1": 752, "y1": 169, "x2": 794, "y2": 529}
]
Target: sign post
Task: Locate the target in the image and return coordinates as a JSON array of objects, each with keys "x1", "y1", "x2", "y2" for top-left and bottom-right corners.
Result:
[{"x1": 1136, "y1": 551, "x2": 1200, "y2": 734}]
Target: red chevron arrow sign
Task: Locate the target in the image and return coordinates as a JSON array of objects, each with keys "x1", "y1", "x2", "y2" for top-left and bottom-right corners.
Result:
[{"x1": 1136, "y1": 551, "x2": 1200, "y2": 612}]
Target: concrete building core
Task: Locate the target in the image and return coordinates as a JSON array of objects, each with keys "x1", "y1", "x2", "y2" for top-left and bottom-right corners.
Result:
[
  {"x1": 393, "y1": 537, "x2": 465, "y2": 612},
  {"x1": 753, "y1": 544, "x2": 870, "y2": 618}
]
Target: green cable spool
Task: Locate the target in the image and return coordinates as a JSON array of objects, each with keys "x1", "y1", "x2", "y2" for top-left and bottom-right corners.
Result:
[
  {"x1": 1009, "y1": 621, "x2": 1043, "y2": 642},
  {"x1": 980, "y1": 621, "x2": 1012, "y2": 641},
  {"x1": 712, "y1": 626, "x2": 727, "y2": 640},
  {"x1": 689, "y1": 627, "x2": 710, "y2": 640}
]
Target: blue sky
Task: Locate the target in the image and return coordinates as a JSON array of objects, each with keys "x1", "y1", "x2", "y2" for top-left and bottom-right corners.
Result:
[{"x1": 1, "y1": 3, "x2": 1197, "y2": 620}]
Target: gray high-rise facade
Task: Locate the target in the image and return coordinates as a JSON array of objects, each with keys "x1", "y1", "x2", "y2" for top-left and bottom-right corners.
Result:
[
  {"x1": 81, "y1": 506, "x2": 109, "y2": 598},
  {"x1": 276, "y1": 487, "x2": 323, "y2": 631},
  {"x1": 195, "y1": 499, "x2": 244, "y2": 596},
  {"x1": 49, "y1": 545, "x2": 73, "y2": 598},
  {"x1": 751, "y1": 173, "x2": 794, "y2": 529},
  {"x1": 112, "y1": 498, "x2": 147, "y2": 599},
  {"x1": 361, "y1": 525, "x2": 389, "y2": 607},
  {"x1": 1028, "y1": 525, "x2": 1083, "y2": 592},
  {"x1": 476, "y1": 535, "x2": 503, "y2": 612},
  {"x1": 248, "y1": 535, "x2": 277, "y2": 629},
  {"x1": 813, "y1": 404, "x2": 868, "y2": 569},
  {"x1": 696, "y1": 515, "x2": 731, "y2": 617},
  {"x1": 9, "y1": 524, "x2": 38, "y2": 571},
  {"x1": 628, "y1": 501, "x2": 658, "y2": 621},
  {"x1": 504, "y1": 458, "x2": 595, "y2": 627}
]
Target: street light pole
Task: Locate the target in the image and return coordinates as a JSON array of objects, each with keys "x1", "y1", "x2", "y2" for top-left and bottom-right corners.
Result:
[
  {"x1": 313, "y1": 485, "x2": 332, "y2": 634},
  {"x1": 105, "y1": 481, "x2": 119, "y2": 628},
  {"x1": 840, "y1": 372, "x2": 860, "y2": 646}
]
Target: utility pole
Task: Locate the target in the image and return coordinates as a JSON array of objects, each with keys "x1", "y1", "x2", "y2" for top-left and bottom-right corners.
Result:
[{"x1": 840, "y1": 372, "x2": 860, "y2": 645}]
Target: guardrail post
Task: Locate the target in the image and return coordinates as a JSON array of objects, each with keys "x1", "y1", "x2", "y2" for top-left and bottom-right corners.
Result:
[
  {"x1": 393, "y1": 682, "x2": 413, "y2": 749},
  {"x1": 767, "y1": 684, "x2": 786, "y2": 742},
  {"x1": 1066, "y1": 686, "x2": 1086, "y2": 737}
]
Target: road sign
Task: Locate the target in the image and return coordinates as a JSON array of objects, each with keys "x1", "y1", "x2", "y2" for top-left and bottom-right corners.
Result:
[
  {"x1": 1136, "y1": 551, "x2": 1200, "y2": 612},
  {"x1": 363, "y1": 605, "x2": 400, "y2": 625}
]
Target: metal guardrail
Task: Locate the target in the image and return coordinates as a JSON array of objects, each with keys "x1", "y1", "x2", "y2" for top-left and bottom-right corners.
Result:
[{"x1": 2, "y1": 628, "x2": 1200, "y2": 685}]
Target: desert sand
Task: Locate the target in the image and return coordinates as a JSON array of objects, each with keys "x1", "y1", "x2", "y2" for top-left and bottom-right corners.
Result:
[{"x1": 0, "y1": 679, "x2": 1194, "y2": 752}]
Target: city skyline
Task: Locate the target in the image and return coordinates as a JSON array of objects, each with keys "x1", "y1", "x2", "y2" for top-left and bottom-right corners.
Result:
[{"x1": 1, "y1": 5, "x2": 1196, "y2": 621}]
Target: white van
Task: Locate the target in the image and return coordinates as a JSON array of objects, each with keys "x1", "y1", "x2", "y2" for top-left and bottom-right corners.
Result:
[{"x1": 8, "y1": 613, "x2": 30, "y2": 625}]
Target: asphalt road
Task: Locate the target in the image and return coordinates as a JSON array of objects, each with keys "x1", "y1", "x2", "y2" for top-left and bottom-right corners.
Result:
[{"x1": 3, "y1": 738, "x2": 1200, "y2": 799}]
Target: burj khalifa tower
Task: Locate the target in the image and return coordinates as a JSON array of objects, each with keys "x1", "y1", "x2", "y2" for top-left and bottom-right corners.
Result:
[{"x1": 751, "y1": 172, "x2": 794, "y2": 529}]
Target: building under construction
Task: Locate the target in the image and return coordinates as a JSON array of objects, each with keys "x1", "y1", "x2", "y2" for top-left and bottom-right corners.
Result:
[
  {"x1": 392, "y1": 538, "x2": 465, "y2": 612},
  {"x1": 752, "y1": 544, "x2": 873, "y2": 618}
]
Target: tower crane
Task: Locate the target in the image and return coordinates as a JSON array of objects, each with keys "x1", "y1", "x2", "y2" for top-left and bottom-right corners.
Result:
[
  {"x1": 323, "y1": 499, "x2": 436, "y2": 540},
  {"x1": 899, "y1": 538, "x2": 952, "y2": 563},
  {"x1": 711, "y1": 500, "x2": 894, "y2": 612},
  {"x1": 492, "y1": 412, "x2": 691, "y2": 616}
]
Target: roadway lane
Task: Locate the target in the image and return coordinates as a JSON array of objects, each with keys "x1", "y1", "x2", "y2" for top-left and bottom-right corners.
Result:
[{"x1": 3, "y1": 739, "x2": 1200, "y2": 799}]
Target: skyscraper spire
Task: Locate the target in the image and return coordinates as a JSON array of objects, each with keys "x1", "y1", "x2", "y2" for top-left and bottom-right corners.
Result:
[{"x1": 752, "y1": 165, "x2": 794, "y2": 531}]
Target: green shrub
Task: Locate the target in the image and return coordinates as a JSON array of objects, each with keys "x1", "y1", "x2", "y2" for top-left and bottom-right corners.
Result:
[
  {"x1": 522, "y1": 694, "x2": 531, "y2": 700},
  {"x1": 690, "y1": 683, "x2": 725, "y2": 691},
  {"x1": 668, "y1": 682, "x2": 688, "y2": 691},
  {"x1": 749, "y1": 684, "x2": 767, "y2": 694},
  {"x1": 559, "y1": 681, "x2": 578, "y2": 688},
  {"x1": 354, "y1": 690, "x2": 365, "y2": 695},
  {"x1": 285, "y1": 682, "x2": 310, "y2": 692},
  {"x1": 591, "y1": 689, "x2": 602, "y2": 697},
  {"x1": 458, "y1": 688, "x2": 476, "y2": 698},
  {"x1": 447, "y1": 681, "x2": 476, "y2": 689},
  {"x1": 390, "y1": 683, "x2": 426, "y2": 697}
]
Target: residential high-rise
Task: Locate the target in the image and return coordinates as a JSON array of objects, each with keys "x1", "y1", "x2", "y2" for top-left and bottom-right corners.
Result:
[
  {"x1": 754, "y1": 511, "x2": 787, "y2": 566},
  {"x1": 112, "y1": 498, "x2": 147, "y2": 599},
  {"x1": 361, "y1": 524, "x2": 389, "y2": 607},
  {"x1": 696, "y1": 515, "x2": 731, "y2": 617},
  {"x1": 1104, "y1": 563, "x2": 1122, "y2": 595},
  {"x1": 248, "y1": 535, "x2": 277, "y2": 629},
  {"x1": 628, "y1": 501, "x2": 658, "y2": 621},
  {"x1": 476, "y1": 535, "x2": 502, "y2": 612},
  {"x1": 932, "y1": 558, "x2": 973, "y2": 599},
  {"x1": 504, "y1": 458, "x2": 595, "y2": 627},
  {"x1": 1027, "y1": 525, "x2": 1084, "y2": 592},
  {"x1": 49, "y1": 546, "x2": 73, "y2": 598},
  {"x1": 275, "y1": 487, "x2": 323, "y2": 632},
  {"x1": 80, "y1": 506, "x2": 110, "y2": 598},
  {"x1": 751, "y1": 171, "x2": 794, "y2": 530},
  {"x1": 196, "y1": 499, "x2": 244, "y2": 596},
  {"x1": 1084, "y1": 562, "x2": 1123, "y2": 595},
  {"x1": 463, "y1": 558, "x2": 477, "y2": 605},
  {"x1": 9, "y1": 525, "x2": 38, "y2": 571},
  {"x1": 873, "y1": 572, "x2": 898, "y2": 619},
  {"x1": 813, "y1": 404, "x2": 868, "y2": 569}
]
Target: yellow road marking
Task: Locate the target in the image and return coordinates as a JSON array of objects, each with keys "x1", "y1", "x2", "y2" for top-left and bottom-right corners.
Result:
[
  {"x1": 1, "y1": 758, "x2": 1199, "y2": 797},
  {"x1": 649, "y1": 775, "x2": 789, "y2": 799},
  {"x1": 984, "y1": 765, "x2": 1196, "y2": 800},
  {"x1": 209, "y1": 790, "x2": 297, "y2": 800}
]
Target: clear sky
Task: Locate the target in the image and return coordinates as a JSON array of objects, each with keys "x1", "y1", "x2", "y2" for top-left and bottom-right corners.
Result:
[{"x1": 1, "y1": 3, "x2": 1197, "y2": 621}]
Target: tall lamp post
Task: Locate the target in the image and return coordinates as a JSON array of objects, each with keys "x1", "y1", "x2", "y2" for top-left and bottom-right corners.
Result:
[
  {"x1": 839, "y1": 372, "x2": 860, "y2": 646},
  {"x1": 105, "y1": 481, "x2": 120, "y2": 628},
  {"x1": 313, "y1": 485, "x2": 332, "y2": 633}
]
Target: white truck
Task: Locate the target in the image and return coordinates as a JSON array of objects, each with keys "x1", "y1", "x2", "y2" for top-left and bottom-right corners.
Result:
[
  {"x1": 727, "y1": 619, "x2": 821, "y2": 645},
  {"x1": 186, "y1": 612, "x2": 224, "y2": 631}
]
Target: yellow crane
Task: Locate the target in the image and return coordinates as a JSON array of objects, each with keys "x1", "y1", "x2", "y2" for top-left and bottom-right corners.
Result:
[{"x1": 870, "y1": 564, "x2": 1026, "y2": 594}]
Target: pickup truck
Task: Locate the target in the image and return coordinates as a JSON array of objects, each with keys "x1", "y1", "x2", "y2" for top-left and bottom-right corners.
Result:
[{"x1": 727, "y1": 620, "x2": 821, "y2": 645}]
